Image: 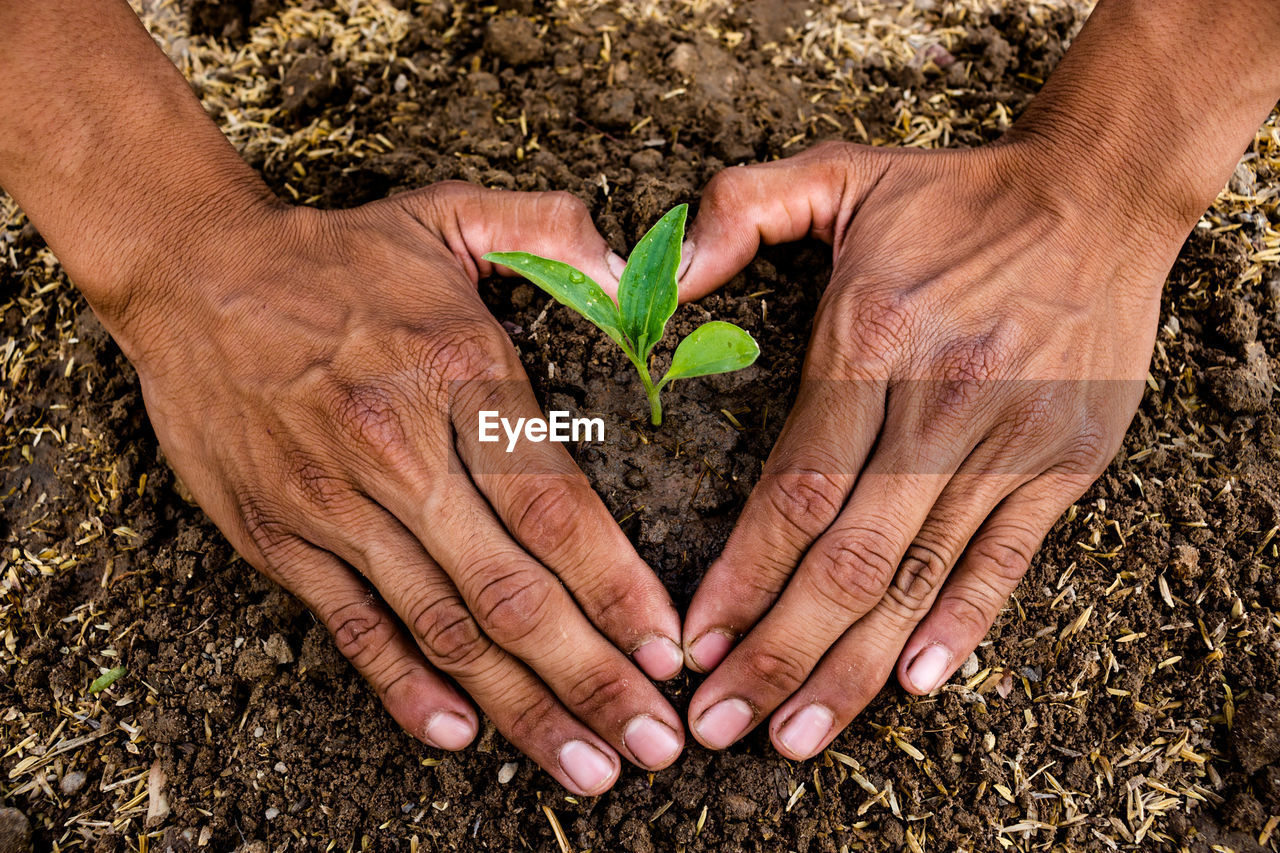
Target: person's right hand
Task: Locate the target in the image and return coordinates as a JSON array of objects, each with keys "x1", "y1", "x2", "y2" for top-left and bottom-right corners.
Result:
[{"x1": 94, "y1": 183, "x2": 686, "y2": 794}]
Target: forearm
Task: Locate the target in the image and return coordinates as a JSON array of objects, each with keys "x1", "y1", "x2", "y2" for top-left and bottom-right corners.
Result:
[
  {"x1": 0, "y1": 0, "x2": 277, "y2": 325},
  {"x1": 1007, "y1": 0, "x2": 1280, "y2": 232}
]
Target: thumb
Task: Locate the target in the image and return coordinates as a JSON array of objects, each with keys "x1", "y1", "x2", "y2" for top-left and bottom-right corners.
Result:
[
  {"x1": 679, "y1": 142, "x2": 889, "y2": 302},
  {"x1": 401, "y1": 182, "x2": 626, "y2": 293}
]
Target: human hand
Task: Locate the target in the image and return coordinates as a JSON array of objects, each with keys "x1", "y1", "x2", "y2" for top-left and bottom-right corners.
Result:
[
  {"x1": 96, "y1": 185, "x2": 686, "y2": 793},
  {"x1": 674, "y1": 139, "x2": 1193, "y2": 758}
]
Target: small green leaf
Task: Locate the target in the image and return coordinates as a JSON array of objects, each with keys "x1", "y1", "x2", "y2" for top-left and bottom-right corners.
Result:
[
  {"x1": 90, "y1": 666, "x2": 126, "y2": 694},
  {"x1": 619, "y1": 204, "x2": 687, "y2": 361},
  {"x1": 483, "y1": 252, "x2": 631, "y2": 352},
  {"x1": 659, "y1": 321, "x2": 759, "y2": 388}
]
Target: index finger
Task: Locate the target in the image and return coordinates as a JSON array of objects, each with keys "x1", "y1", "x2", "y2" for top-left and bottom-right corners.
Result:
[{"x1": 451, "y1": 373, "x2": 685, "y2": 680}]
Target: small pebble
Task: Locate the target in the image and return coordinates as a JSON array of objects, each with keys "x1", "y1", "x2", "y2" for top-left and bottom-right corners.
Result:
[
  {"x1": 263, "y1": 633, "x2": 293, "y2": 665},
  {"x1": 628, "y1": 149, "x2": 663, "y2": 173},
  {"x1": 60, "y1": 770, "x2": 87, "y2": 795},
  {"x1": 265, "y1": 807, "x2": 280, "y2": 821},
  {"x1": 959, "y1": 651, "x2": 980, "y2": 679},
  {"x1": 498, "y1": 762, "x2": 518, "y2": 784},
  {"x1": 253, "y1": 726, "x2": 265, "y2": 738},
  {"x1": 274, "y1": 762, "x2": 287, "y2": 774},
  {"x1": 623, "y1": 468, "x2": 649, "y2": 490}
]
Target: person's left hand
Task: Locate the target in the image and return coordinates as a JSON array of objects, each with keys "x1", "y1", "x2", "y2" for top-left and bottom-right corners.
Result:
[{"x1": 669, "y1": 138, "x2": 1194, "y2": 759}]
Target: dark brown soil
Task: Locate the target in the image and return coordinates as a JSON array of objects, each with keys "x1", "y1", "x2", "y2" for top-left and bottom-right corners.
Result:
[{"x1": 2, "y1": 1, "x2": 1278, "y2": 851}]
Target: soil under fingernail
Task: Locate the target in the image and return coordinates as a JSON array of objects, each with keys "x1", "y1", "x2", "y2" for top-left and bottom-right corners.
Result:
[
  {"x1": 687, "y1": 631, "x2": 733, "y2": 671},
  {"x1": 633, "y1": 636, "x2": 683, "y2": 679}
]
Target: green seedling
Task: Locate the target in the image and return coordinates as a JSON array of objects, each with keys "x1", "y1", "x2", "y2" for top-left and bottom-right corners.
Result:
[{"x1": 484, "y1": 204, "x2": 759, "y2": 425}]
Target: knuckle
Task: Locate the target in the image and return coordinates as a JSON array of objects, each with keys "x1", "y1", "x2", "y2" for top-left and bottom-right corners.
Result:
[
  {"x1": 283, "y1": 450, "x2": 349, "y2": 510},
  {"x1": 741, "y1": 647, "x2": 808, "y2": 695},
  {"x1": 998, "y1": 387, "x2": 1060, "y2": 446},
  {"x1": 505, "y1": 691, "x2": 559, "y2": 747},
  {"x1": 818, "y1": 289, "x2": 911, "y2": 374},
  {"x1": 886, "y1": 541, "x2": 951, "y2": 613},
  {"x1": 331, "y1": 381, "x2": 409, "y2": 458},
  {"x1": 410, "y1": 595, "x2": 489, "y2": 668},
  {"x1": 542, "y1": 190, "x2": 591, "y2": 225},
  {"x1": 929, "y1": 332, "x2": 1005, "y2": 417},
  {"x1": 812, "y1": 528, "x2": 898, "y2": 611},
  {"x1": 581, "y1": 571, "x2": 644, "y2": 634},
  {"x1": 472, "y1": 568, "x2": 555, "y2": 645},
  {"x1": 1061, "y1": 415, "x2": 1115, "y2": 478},
  {"x1": 330, "y1": 600, "x2": 395, "y2": 667},
  {"x1": 240, "y1": 499, "x2": 292, "y2": 559},
  {"x1": 934, "y1": 592, "x2": 994, "y2": 640},
  {"x1": 704, "y1": 165, "x2": 754, "y2": 207},
  {"x1": 563, "y1": 661, "x2": 633, "y2": 720},
  {"x1": 969, "y1": 534, "x2": 1034, "y2": 585},
  {"x1": 510, "y1": 479, "x2": 587, "y2": 558},
  {"x1": 424, "y1": 321, "x2": 509, "y2": 382},
  {"x1": 766, "y1": 472, "x2": 844, "y2": 538},
  {"x1": 809, "y1": 139, "x2": 855, "y2": 160},
  {"x1": 410, "y1": 180, "x2": 468, "y2": 217}
]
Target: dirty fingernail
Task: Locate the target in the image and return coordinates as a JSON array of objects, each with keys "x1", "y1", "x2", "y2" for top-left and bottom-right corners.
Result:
[
  {"x1": 676, "y1": 240, "x2": 694, "y2": 280},
  {"x1": 694, "y1": 698, "x2": 753, "y2": 750},
  {"x1": 559, "y1": 740, "x2": 616, "y2": 794},
  {"x1": 623, "y1": 716, "x2": 682, "y2": 769},
  {"x1": 687, "y1": 631, "x2": 732, "y2": 672},
  {"x1": 633, "y1": 637, "x2": 683, "y2": 680},
  {"x1": 424, "y1": 712, "x2": 476, "y2": 750},
  {"x1": 906, "y1": 644, "x2": 953, "y2": 693},
  {"x1": 777, "y1": 704, "x2": 833, "y2": 759},
  {"x1": 607, "y1": 251, "x2": 627, "y2": 280}
]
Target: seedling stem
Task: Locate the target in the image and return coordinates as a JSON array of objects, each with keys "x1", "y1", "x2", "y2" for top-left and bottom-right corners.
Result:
[{"x1": 485, "y1": 204, "x2": 758, "y2": 426}]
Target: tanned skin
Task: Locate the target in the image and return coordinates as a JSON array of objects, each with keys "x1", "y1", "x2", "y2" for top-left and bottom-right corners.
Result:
[{"x1": 2, "y1": 0, "x2": 1277, "y2": 788}]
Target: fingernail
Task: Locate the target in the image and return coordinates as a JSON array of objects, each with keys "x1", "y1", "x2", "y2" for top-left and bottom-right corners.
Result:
[
  {"x1": 694, "y1": 697, "x2": 754, "y2": 749},
  {"x1": 607, "y1": 251, "x2": 627, "y2": 280},
  {"x1": 424, "y1": 712, "x2": 476, "y2": 750},
  {"x1": 906, "y1": 644, "x2": 953, "y2": 693},
  {"x1": 623, "y1": 716, "x2": 682, "y2": 769},
  {"x1": 558, "y1": 740, "x2": 616, "y2": 794},
  {"x1": 776, "y1": 704, "x2": 834, "y2": 759},
  {"x1": 676, "y1": 240, "x2": 694, "y2": 280},
  {"x1": 687, "y1": 631, "x2": 732, "y2": 672},
  {"x1": 633, "y1": 637, "x2": 683, "y2": 680}
]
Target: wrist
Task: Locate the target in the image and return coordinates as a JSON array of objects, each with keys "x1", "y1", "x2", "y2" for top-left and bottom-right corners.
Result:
[
  {"x1": 81, "y1": 186, "x2": 300, "y2": 367},
  {"x1": 998, "y1": 118, "x2": 1212, "y2": 252},
  {"x1": 995, "y1": 0, "x2": 1280, "y2": 253},
  {"x1": 992, "y1": 133, "x2": 1199, "y2": 250}
]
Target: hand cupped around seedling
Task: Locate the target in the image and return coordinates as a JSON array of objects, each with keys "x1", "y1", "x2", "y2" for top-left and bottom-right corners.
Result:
[{"x1": 485, "y1": 204, "x2": 758, "y2": 425}]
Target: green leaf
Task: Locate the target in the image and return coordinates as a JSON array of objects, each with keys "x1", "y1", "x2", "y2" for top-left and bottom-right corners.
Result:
[
  {"x1": 659, "y1": 321, "x2": 759, "y2": 388},
  {"x1": 90, "y1": 666, "x2": 126, "y2": 694},
  {"x1": 619, "y1": 204, "x2": 687, "y2": 361},
  {"x1": 483, "y1": 252, "x2": 631, "y2": 353}
]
